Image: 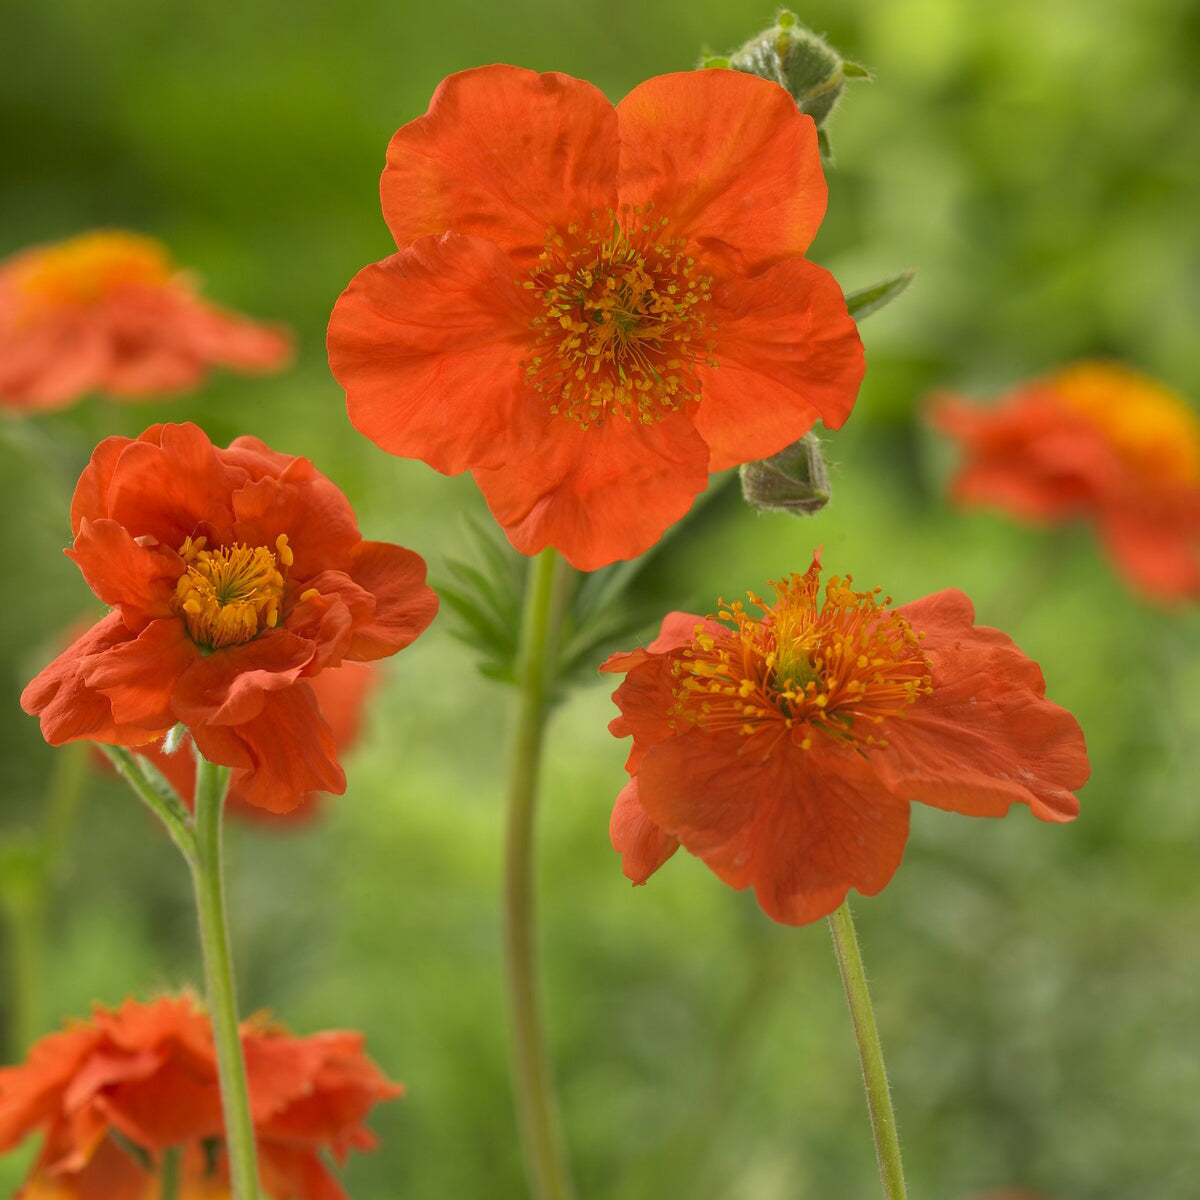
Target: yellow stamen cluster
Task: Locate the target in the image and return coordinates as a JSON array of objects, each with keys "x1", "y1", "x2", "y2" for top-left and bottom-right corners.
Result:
[
  {"x1": 16, "y1": 232, "x2": 174, "y2": 307},
  {"x1": 1054, "y1": 361, "x2": 1200, "y2": 488},
  {"x1": 521, "y1": 205, "x2": 717, "y2": 428},
  {"x1": 671, "y1": 570, "x2": 932, "y2": 755},
  {"x1": 174, "y1": 534, "x2": 290, "y2": 650}
]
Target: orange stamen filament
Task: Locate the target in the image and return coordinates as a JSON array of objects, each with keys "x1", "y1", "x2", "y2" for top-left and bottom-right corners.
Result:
[
  {"x1": 174, "y1": 534, "x2": 289, "y2": 650},
  {"x1": 672, "y1": 570, "x2": 932, "y2": 753},
  {"x1": 521, "y1": 204, "x2": 717, "y2": 428}
]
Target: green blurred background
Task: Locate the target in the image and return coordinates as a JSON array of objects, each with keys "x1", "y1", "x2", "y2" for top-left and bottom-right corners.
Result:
[{"x1": 2, "y1": 0, "x2": 1199, "y2": 1196}]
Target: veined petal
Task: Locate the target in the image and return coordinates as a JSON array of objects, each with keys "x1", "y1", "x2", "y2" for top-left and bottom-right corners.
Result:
[
  {"x1": 329, "y1": 234, "x2": 540, "y2": 475},
  {"x1": 610, "y1": 779, "x2": 679, "y2": 884},
  {"x1": 381, "y1": 64, "x2": 619, "y2": 266},
  {"x1": 344, "y1": 541, "x2": 438, "y2": 661},
  {"x1": 472, "y1": 409, "x2": 710, "y2": 571},
  {"x1": 67, "y1": 518, "x2": 179, "y2": 621},
  {"x1": 882, "y1": 589, "x2": 1090, "y2": 822},
  {"x1": 617, "y1": 70, "x2": 828, "y2": 266},
  {"x1": 637, "y1": 730, "x2": 911, "y2": 925},
  {"x1": 696, "y1": 255, "x2": 864, "y2": 471},
  {"x1": 82, "y1": 618, "x2": 196, "y2": 728}
]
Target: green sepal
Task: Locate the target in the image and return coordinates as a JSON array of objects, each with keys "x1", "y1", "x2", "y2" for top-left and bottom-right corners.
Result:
[
  {"x1": 739, "y1": 432, "x2": 832, "y2": 517},
  {"x1": 844, "y1": 269, "x2": 915, "y2": 320}
]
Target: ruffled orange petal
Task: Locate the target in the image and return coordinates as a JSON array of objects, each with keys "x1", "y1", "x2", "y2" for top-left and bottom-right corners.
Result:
[
  {"x1": 330, "y1": 234, "x2": 541, "y2": 474},
  {"x1": 380, "y1": 65, "x2": 619, "y2": 266},
  {"x1": 81, "y1": 618, "x2": 196, "y2": 728},
  {"x1": 171, "y1": 295, "x2": 292, "y2": 373},
  {"x1": 192, "y1": 684, "x2": 344, "y2": 813},
  {"x1": 173, "y1": 630, "x2": 317, "y2": 726},
  {"x1": 1096, "y1": 498, "x2": 1200, "y2": 601},
  {"x1": 616, "y1": 70, "x2": 828, "y2": 266},
  {"x1": 472, "y1": 408, "x2": 710, "y2": 571},
  {"x1": 637, "y1": 729, "x2": 911, "y2": 925},
  {"x1": 21, "y1": 613, "x2": 172, "y2": 746},
  {"x1": 67, "y1": 518, "x2": 180, "y2": 622},
  {"x1": 343, "y1": 541, "x2": 438, "y2": 660},
  {"x1": 881, "y1": 589, "x2": 1090, "y2": 822},
  {"x1": 610, "y1": 779, "x2": 679, "y2": 884},
  {"x1": 0, "y1": 310, "x2": 112, "y2": 410},
  {"x1": 695, "y1": 254, "x2": 864, "y2": 471}
]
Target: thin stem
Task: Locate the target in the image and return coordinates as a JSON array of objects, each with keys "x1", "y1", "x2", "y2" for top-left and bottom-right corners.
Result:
[
  {"x1": 502, "y1": 548, "x2": 576, "y2": 1200},
  {"x1": 159, "y1": 1146, "x2": 181, "y2": 1200},
  {"x1": 827, "y1": 900, "x2": 908, "y2": 1200},
  {"x1": 99, "y1": 745, "x2": 197, "y2": 868},
  {"x1": 189, "y1": 754, "x2": 260, "y2": 1200}
]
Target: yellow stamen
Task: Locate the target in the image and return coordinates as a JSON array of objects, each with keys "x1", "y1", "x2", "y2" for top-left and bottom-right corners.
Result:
[
  {"x1": 521, "y1": 205, "x2": 717, "y2": 429},
  {"x1": 671, "y1": 567, "x2": 932, "y2": 755},
  {"x1": 174, "y1": 539, "x2": 288, "y2": 649},
  {"x1": 15, "y1": 231, "x2": 174, "y2": 308}
]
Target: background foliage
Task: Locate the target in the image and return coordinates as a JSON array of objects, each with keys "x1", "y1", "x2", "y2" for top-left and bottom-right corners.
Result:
[{"x1": 2, "y1": 1, "x2": 1198, "y2": 1196}]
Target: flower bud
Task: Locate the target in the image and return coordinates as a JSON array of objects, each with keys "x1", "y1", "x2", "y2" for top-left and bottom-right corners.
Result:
[
  {"x1": 739, "y1": 432, "x2": 832, "y2": 516},
  {"x1": 705, "y1": 10, "x2": 869, "y2": 151}
]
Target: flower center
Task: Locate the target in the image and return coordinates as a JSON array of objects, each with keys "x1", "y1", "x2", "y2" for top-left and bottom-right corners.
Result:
[
  {"x1": 15, "y1": 231, "x2": 174, "y2": 308},
  {"x1": 1054, "y1": 361, "x2": 1200, "y2": 488},
  {"x1": 174, "y1": 534, "x2": 292, "y2": 650},
  {"x1": 521, "y1": 206, "x2": 717, "y2": 428},
  {"x1": 671, "y1": 567, "x2": 931, "y2": 753}
]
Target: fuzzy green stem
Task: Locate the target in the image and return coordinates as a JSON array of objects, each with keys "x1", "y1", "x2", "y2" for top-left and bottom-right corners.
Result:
[
  {"x1": 189, "y1": 755, "x2": 260, "y2": 1200},
  {"x1": 159, "y1": 1146, "x2": 181, "y2": 1200},
  {"x1": 827, "y1": 900, "x2": 908, "y2": 1200},
  {"x1": 502, "y1": 548, "x2": 575, "y2": 1200}
]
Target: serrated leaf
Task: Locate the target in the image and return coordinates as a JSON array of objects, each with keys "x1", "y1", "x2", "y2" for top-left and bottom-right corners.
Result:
[{"x1": 844, "y1": 269, "x2": 915, "y2": 320}]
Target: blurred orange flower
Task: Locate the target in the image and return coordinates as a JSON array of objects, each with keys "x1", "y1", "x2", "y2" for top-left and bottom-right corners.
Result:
[
  {"x1": 328, "y1": 65, "x2": 864, "y2": 570},
  {"x1": 602, "y1": 554, "x2": 1089, "y2": 925},
  {"x1": 0, "y1": 995, "x2": 402, "y2": 1200},
  {"x1": 22, "y1": 422, "x2": 437, "y2": 812},
  {"x1": 931, "y1": 361, "x2": 1200, "y2": 601},
  {"x1": 133, "y1": 661, "x2": 379, "y2": 823},
  {"x1": 0, "y1": 231, "x2": 293, "y2": 412}
]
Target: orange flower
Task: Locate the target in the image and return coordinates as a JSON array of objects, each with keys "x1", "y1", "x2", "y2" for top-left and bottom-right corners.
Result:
[
  {"x1": 0, "y1": 231, "x2": 292, "y2": 412},
  {"x1": 931, "y1": 361, "x2": 1200, "y2": 601},
  {"x1": 328, "y1": 65, "x2": 864, "y2": 571},
  {"x1": 0, "y1": 996, "x2": 402, "y2": 1200},
  {"x1": 134, "y1": 662, "x2": 379, "y2": 823},
  {"x1": 21, "y1": 422, "x2": 438, "y2": 812},
  {"x1": 602, "y1": 554, "x2": 1089, "y2": 925}
]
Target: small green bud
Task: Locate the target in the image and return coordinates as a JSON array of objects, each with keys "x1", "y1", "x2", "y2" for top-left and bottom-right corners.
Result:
[
  {"x1": 740, "y1": 432, "x2": 832, "y2": 517},
  {"x1": 723, "y1": 10, "x2": 868, "y2": 134}
]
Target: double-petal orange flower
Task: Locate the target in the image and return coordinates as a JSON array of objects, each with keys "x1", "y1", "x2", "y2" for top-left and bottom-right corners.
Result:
[
  {"x1": 22, "y1": 423, "x2": 437, "y2": 811},
  {"x1": 0, "y1": 996, "x2": 401, "y2": 1200},
  {"x1": 604, "y1": 555, "x2": 1089, "y2": 925},
  {"x1": 329, "y1": 65, "x2": 865, "y2": 570}
]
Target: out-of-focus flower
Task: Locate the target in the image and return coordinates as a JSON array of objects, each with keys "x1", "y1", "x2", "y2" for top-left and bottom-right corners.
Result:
[
  {"x1": 0, "y1": 995, "x2": 402, "y2": 1200},
  {"x1": 602, "y1": 553, "x2": 1089, "y2": 925},
  {"x1": 136, "y1": 662, "x2": 379, "y2": 823},
  {"x1": 0, "y1": 231, "x2": 293, "y2": 412},
  {"x1": 931, "y1": 361, "x2": 1200, "y2": 601},
  {"x1": 328, "y1": 65, "x2": 863, "y2": 571},
  {"x1": 21, "y1": 422, "x2": 437, "y2": 812}
]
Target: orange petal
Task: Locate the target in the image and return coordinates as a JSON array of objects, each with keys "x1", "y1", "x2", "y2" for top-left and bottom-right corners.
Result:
[
  {"x1": 67, "y1": 518, "x2": 179, "y2": 620},
  {"x1": 610, "y1": 779, "x2": 679, "y2": 884},
  {"x1": 696, "y1": 254, "x2": 864, "y2": 471},
  {"x1": 344, "y1": 541, "x2": 438, "y2": 661},
  {"x1": 381, "y1": 64, "x2": 618, "y2": 267},
  {"x1": 617, "y1": 70, "x2": 827, "y2": 266},
  {"x1": 81, "y1": 618, "x2": 195, "y2": 728},
  {"x1": 329, "y1": 234, "x2": 540, "y2": 475},
  {"x1": 472, "y1": 408, "x2": 710, "y2": 571}
]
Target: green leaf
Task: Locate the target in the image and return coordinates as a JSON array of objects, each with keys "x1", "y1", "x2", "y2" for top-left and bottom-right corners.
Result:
[{"x1": 844, "y1": 269, "x2": 915, "y2": 320}]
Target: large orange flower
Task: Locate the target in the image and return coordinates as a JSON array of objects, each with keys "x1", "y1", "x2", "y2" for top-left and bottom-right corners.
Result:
[
  {"x1": 328, "y1": 65, "x2": 865, "y2": 571},
  {"x1": 602, "y1": 555, "x2": 1089, "y2": 925},
  {"x1": 0, "y1": 995, "x2": 402, "y2": 1200},
  {"x1": 21, "y1": 422, "x2": 437, "y2": 812},
  {"x1": 0, "y1": 231, "x2": 293, "y2": 412},
  {"x1": 931, "y1": 361, "x2": 1200, "y2": 601}
]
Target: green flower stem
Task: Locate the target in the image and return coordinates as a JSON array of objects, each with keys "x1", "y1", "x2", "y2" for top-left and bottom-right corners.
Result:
[
  {"x1": 502, "y1": 547, "x2": 576, "y2": 1200},
  {"x1": 827, "y1": 900, "x2": 908, "y2": 1200},
  {"x1": 99, "y1": 745, "x2": 197, "y2": 869},
  {"x1": 159, "y1": 1146, "x2": 181, "y2": 1200},
  {"x1": 189, "y1": 754, "x2": 260, "y2": 1200}
]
